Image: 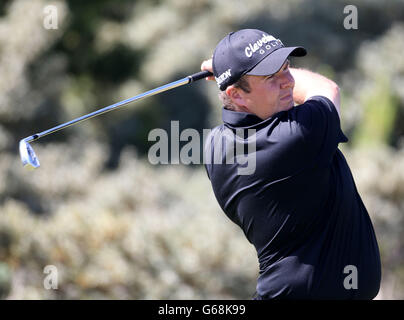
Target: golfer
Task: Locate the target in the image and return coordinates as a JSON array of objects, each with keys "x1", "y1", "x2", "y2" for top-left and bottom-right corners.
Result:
[{"x1": 201, "y1": 29, "x2": 381, "y2": 299}]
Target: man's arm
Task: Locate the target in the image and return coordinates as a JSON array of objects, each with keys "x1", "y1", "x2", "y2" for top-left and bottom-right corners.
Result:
[{"x1": 289, "y1": 68, "x2": 341, "y2": 117}]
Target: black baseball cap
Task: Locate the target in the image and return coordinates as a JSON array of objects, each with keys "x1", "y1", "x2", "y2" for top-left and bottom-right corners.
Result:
[{"x1": 212, "y1": 29, "x2": 307, "y2": 91}]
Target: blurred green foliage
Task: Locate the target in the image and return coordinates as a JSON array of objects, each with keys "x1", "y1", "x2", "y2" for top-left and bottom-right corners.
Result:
[
  {"x1": 1, "y1": 0, "x2": 404, "y2": 299},
  {"x1": 353, "y1": 77, "x2": 398, "y2": 147}
]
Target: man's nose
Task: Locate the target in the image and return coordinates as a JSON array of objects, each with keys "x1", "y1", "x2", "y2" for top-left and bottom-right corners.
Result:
[{"x1": 280, "y1": 71, "x2": 295, "y2": 89}]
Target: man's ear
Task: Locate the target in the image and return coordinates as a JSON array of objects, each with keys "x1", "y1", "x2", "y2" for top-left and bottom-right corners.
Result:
[{"x1": 226, "y1": 86, "x2": 248, "y2": 110}]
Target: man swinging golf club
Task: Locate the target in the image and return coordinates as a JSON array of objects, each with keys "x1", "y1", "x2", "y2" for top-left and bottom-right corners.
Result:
[{"x1": 201, "y1": 29, "x2": 381, "y2": 299}]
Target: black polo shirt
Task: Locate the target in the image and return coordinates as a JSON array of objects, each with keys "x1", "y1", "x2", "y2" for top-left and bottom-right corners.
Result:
[{"x1": 204, "y1": 96, "x2": 381, "y2": 299}]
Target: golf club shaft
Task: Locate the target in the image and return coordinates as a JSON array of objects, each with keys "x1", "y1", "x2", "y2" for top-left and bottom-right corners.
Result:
[{"x1": 24, "y1": 70, "x2": 212, "y2": 143}]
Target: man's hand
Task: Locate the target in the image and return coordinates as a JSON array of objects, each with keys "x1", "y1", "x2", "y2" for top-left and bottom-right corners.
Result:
[{"x1": 201, "y1": 59, "x2": 215, "y2": 81}]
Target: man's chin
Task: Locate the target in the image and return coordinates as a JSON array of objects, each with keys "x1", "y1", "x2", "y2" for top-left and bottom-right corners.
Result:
[{"x1": 283, "y1": 103, "x2": 294, "y2": 111}]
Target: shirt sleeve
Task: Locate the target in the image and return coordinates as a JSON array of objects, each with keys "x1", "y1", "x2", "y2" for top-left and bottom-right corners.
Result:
[{"x1": 287, "y1": 95, "x2": 348, "y2": 168}]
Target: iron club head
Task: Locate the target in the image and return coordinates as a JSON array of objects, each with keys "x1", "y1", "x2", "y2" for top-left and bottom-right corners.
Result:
[{"x1": 19, "y1": 139, "x2": 40, "y2": 170}]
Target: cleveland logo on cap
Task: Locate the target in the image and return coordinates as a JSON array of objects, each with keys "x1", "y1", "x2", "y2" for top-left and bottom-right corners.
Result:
[{"x1": 245, "y1": 34, "x2": 282, "y2": 58}]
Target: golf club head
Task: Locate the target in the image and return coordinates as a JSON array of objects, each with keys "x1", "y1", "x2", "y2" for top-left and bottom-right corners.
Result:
[{"x1": 19, "y1": 139, "x2": 40, "y2": 170}]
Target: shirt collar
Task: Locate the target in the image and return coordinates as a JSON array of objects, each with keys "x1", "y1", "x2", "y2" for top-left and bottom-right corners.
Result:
[{"x1": 222, "y1": 107, "x2": 263, "y2": 128}]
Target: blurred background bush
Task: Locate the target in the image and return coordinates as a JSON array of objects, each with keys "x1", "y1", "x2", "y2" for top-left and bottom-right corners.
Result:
[{"x1": 1, "y1": 0, "x2": 404, "y2": 299}]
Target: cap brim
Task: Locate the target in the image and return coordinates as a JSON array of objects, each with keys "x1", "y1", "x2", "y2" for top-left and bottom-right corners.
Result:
[{"x1": 246, "y1": 46, "x2": 306, "y2": 76}]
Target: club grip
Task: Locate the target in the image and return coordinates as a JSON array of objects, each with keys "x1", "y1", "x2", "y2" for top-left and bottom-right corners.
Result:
[{"x1": 188, "y1": 70, "x2": 213, "y2": 82}]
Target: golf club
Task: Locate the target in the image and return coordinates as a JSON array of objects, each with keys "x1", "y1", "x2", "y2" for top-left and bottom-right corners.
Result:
[{"x1": 19, "y1": 70, "x2": 213, "y2": 170}]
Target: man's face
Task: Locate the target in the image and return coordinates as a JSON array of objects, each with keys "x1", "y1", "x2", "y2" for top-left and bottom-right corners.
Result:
[{"x1": 233, "y1": 60, "x2": 295, "y2": 119}]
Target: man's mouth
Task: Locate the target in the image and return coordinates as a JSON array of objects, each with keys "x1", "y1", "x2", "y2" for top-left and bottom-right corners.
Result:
[{"x1": 280, "y1": 93, "x2": 292, "y2": 101}]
